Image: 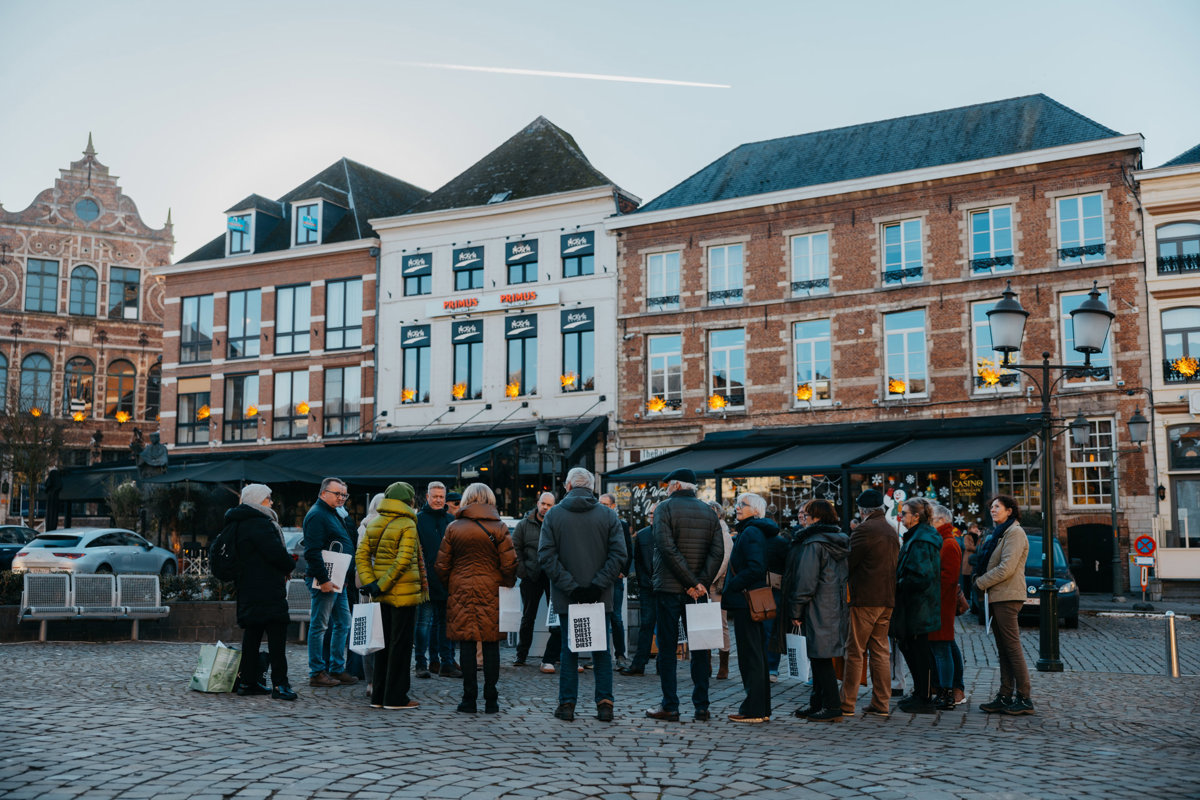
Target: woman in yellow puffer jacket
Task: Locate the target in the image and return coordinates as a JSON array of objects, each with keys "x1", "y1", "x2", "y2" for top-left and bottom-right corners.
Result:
[{"x1": 355, "y1": 481, "x2": 429, "y2": 709}]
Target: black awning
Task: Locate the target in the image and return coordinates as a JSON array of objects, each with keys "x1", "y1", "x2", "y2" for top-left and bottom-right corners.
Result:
[
  {"x1": 263, "y1": 436, "x2": 512, "y2": 483},
  {"x1": 142, "y1": 459, "x2": 320, "y2": 485},
  {"x1": 605, "y1": 445, "x2": 778, "y2": 482},
  {"x1": 848, "y1": 432, "x2": 1033, "y2": 470},
  {"x1": 58, "y1": 467, "x2": 139, "y2": 501},
  {"x1": 723, "y1": 440, "x2": 895, "y2": 476}
]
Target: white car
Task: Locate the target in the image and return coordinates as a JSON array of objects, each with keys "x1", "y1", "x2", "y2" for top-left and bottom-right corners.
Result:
[{"x1": 12, "y1": 527, "x2": 178, "y2": 576}]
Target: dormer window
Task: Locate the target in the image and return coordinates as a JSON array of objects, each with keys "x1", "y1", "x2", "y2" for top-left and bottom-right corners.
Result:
[
  {"x1": 227, "y1": 213, "x2": 253, "y2": 255},
  {"x1": 294, "y1": 201, "x2": 321, "y2": 246}
]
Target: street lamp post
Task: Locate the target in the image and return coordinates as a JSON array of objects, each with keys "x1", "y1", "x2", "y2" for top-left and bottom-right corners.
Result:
[
  {"x1": 986, "y1": 280, "x2": 1114, "y2": 672},
  {"x1": 1110, "y1": 408, "x2": 1150, "y2": 600}
]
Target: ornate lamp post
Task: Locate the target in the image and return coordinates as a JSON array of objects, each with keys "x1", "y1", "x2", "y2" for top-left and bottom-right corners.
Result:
[{"x1": 986, "y1": 280, "x2": 1114, "y2": 672}]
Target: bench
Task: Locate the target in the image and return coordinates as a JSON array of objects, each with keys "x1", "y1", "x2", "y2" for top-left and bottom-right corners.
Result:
[{"x1": 18, "y1": 573, "x2": 170, "y2": 642}]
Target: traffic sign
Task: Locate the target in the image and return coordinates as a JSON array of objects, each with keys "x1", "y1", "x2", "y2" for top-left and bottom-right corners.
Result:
[
  {"x1": 1135, "y1": 556, "x2": 1155, "y2": 566},
  {"x1": 1140, "y1": 566, "x2": 1149, "y2": 591},
  {"x1": 1134, "y1": 536, "x2": 1157, "y2": 556}
]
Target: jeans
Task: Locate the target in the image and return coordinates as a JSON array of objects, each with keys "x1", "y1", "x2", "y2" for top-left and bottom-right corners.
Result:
[
  {"x1": 930, "y1": 640, "x2": 954, "y2": 689},
  {"x1": 238, "y1": 619, "x2": 288, "y2": 688},
  {"x1": 655, "y1": 593, "x2": 711, "y2": 713},
  {"x1": 413, "y1": 602, "x2": 432, "y2": 668},
  {"x1": 461, "y1": 640, "x2": 500, "y2": 705},
  {"x1": 308, "y1": 587, "x2": 350, "y2": 677},
  {"x1": 630, "y1": 588, "x2": 657, "y2": 670},
  {"x1": 557, "y1": 614, "x2": 614, "y2": 704},
  {"x1": 517, "y1": 575, "x2": 560, "y2": 663},
  {"x1": 610, "y1": 578, "x2": 626, "y2": 658},
  {"x1": 415, "y1": 598, "x2": 454, "y2": 667},
  {"x1": 731, "y1": 606, "x2": 770, "y2": 717},
  {"x1": 372, "y1": 604, "x2": 416, "y2": 707}
]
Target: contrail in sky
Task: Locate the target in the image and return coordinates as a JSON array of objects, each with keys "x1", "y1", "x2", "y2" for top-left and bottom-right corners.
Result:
[{"x1": 401, "y1": 61, "x2": 730, "y2": 89}]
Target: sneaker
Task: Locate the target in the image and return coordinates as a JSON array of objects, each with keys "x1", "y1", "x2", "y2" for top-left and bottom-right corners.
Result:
[
  {"x1": 979, "y1": 692, "x2": 1013, "y2": 714},
  {"x1": 694, "y1": 709, "x2": 710, "y2": 722},
  {"x1": 415, "y1": 668, "x2": 431, "y2": 679},
  {"x1": 615, "y1": 656, "x2": 630, "y2": 669},
  {"x1": 456, "y1": 701, "x2": 477, "y2": 714},
  {"x1": 270, "y1": 684, "x2": 297, "y2": 701},
  {"x1": 309, "y1": 672, "x2": 339, "y2": 688},
  {"x1": 333, "y1": 672, "x2": 359, "y2": 686},
  {"x1": 554, "y1": 702, "x2": 575, "y2": 721},
  {"x1": 384, "y1": 700, "x2": 420, "y2": 710},
  {"x1": 935, "y1": 691, "x2": 956, "y2": 711},
  {"x1": 1004, "y1": 694, "x2": 1035, "y2": 716},
  {"x1": 728, "y1": 714, "x2": 769, "y2": 723},
  {"x1": 540, "y1": 663, "x2": 557, "y2": 674},
  {"x1": 768, "y1": 670, "x2": 779, "y2": 683},
  {"x1": 807, "y1": 708, "x2": 844, "y2": 723},
  {"x1": 865, "y1": 706, "x2": 890, "y2": 718},
  {"x1": 953, "y1": 689, "x2": 967, "y2": 705},
  {"x1": 597, "y1": 701, "x2": 614, "y2": 722},
  {"x1": 485, "y1": 700, "x2": 499, "y2": 714},
  {"x1": 645, "y1": 706, "x2": 680, "y2": 722},
  {"x1": 439, "y1": 664, "x2": 463, "y2": 678}
]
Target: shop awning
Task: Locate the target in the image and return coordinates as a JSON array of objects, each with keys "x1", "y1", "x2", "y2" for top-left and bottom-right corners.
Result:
[
  {"x1": 605, "y1": 445, "x2": 778, "y2": 482},
  {"x1": 262, "y1": 435, "x2": 513, "y2": 482},
  {"x1": 848, "y1": 431, "x2": 1034, "y2": 470},
  {"x1": 58, "y1": 467, "x2": 138, "y2": 501},
  {"x1": 142, "y1": 459, "x2": 321, "y2": 485},
  {"x1": 723, "y1": 440, "x2": 895, "y2": 476}
]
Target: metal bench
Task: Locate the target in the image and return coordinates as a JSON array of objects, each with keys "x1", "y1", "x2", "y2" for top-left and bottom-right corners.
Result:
[
  {"x1": 17, "y1": 573, "x2": 171, "y2": 641},
  {"x1": 75, "y1": 574, "x2": 123, "y2": 617},
  {"x1": 18, "y1": 574, "x2": 75, "y2": 642},
  {"x1": 286, "y1": 579, "x2": 310, "y2": 641},
  {"x1": 117, "y1": 575, "x2": 170, "y2": 640}
]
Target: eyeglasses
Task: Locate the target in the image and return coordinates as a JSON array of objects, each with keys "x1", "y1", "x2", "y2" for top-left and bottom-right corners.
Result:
[{"x1": 324, "y1": 490, "x2": 349, "y2": 499}]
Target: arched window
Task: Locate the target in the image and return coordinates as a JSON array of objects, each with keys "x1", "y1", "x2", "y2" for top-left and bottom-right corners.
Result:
[
  {"x1": 69, "y1": 266, "x2": 98, "y2": 316},
  {"x1": 105, "y1": 359, "x2": 136, "y2": 419},
  {"x1": 63, "y1": 357, "x2": 95, "y2": 418},
  {"x1": 0, "y1": 353, "x2": 8, "y2": 412},
  {"x1": 145, "y1": 363, "x2": 161, "y2": 421},
  {"x1": 1157, "y1": 222, "x2": 1200, "y2": 275},
  {"x1": 19, "y1": 353, "x2": 53, "y2": 413}
]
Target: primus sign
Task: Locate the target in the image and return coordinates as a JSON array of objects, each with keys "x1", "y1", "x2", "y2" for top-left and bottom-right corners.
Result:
[{"x1": 426, "y1": 288, "x2": 559, "y2": 317}]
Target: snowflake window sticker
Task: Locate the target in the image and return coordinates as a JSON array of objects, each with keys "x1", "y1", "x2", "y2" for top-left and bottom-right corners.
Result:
[
  {"x1": 955, "y1": 513, "x2": 966, "y2": 526},
  {"x1": 939, "y1": 486, "x2": 950, "y2": 498},
  {"x1": 906, "y1": 474, "x2": 915, "y2": 485},
  {"x1": 871, "y1": 473, "x2": 884, "y2": 486},
  {"x1": 968, "y1": 502, "x2": 979, "y2": 515}
]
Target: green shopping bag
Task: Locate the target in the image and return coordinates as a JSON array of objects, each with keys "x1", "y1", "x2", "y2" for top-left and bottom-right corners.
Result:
[{"x1": 189, "y1": 641, "x2": 243, "y2": 693}]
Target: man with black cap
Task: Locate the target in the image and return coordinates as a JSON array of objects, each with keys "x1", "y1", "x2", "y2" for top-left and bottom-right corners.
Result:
[
  {"x1": 646, "y1": 468, "x2": 725, "y2": 723},
  {"x1": 839, "y1": 488, "x2": 900, "y2": 717}
]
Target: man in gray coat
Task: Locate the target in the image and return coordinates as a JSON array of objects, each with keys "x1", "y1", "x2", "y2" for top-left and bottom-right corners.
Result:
[{"x1": 538, "y1": 467, "x2": 627, "y2": 723}]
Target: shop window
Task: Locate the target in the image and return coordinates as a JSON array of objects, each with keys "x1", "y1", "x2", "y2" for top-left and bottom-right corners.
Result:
[{"x1": 994, "y1": 435, "x2": 1041, "y2": 512}]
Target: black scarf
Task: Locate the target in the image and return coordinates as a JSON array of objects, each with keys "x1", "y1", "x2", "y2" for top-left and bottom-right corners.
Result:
[{"x1": 974, "y1": 516, "x2": 1016, "y2": 578}]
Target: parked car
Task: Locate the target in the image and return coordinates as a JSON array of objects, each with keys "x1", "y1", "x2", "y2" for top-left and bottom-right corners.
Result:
[
  {"x1": 0, "y1": 525, "x2": 39, "y2": 571},
  {"x1": 971, "y1": 529, "x2": 1079, "y2": 629},
  {"x1": 11, "y1": 528, "x2": 178, "y2": 577}
]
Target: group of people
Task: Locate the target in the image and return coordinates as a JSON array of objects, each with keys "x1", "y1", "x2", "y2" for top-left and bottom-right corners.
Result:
[{"x1": 215, "y1": 467, "x2": 1036, "y2": 722}]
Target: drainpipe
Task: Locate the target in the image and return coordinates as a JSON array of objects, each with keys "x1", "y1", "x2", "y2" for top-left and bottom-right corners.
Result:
[{"x1": 370, "y1": 244, "x2": 381, "y2": 437}]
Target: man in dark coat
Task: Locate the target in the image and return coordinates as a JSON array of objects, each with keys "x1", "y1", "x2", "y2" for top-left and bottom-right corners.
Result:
[
  {"x1": 538, "y1": 468, "x2": 627, "y2": 722},
  {"x1": 416, "y1": 481, "x2": 459, "y2": 677},
  {"x1": 647, "y1": 468, "x2": 725, "y2": 723},
  {"x1": 621, "y1": 502, "x2": 659, "y2": 675},
  {"x1": 512, "y1": 491, "x2": 561, "y2": 670},
  {"x1": 599, "y1": 492, "x2": 634, "y2": 667},
  {"x1": 893, "y1": 499, "x2": 943, "y2": 714},
  {"x1": 302, "y1": 477, "x2": 357, "y2": 688}
]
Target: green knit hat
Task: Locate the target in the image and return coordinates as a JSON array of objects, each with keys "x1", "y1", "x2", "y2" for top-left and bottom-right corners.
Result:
[{"x1": 385, "y1": 481, "x2": 415, "y2": 505}]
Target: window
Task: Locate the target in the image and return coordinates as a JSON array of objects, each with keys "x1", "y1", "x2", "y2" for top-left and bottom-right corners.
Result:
[
  {"x1": 452, "y1": 321, "x2": 483, "y2": 401},
  {"x1": 228, "y1": 214, "x2": 251, "y2": 255},
  {"x1": 970, "y1": 207, "x2": 1014, "y2": 274},
  {"x1": 19, "y1": 353, "x2": 53, "y2": 412},
  {"x1": 223, "y1": 373, "x2": 260, "y2": 442},
  {"x1": 108, "y1": 267, "x2": 140, "y2": 320},
  {"x1": 63, "y1": 357, "x2": 95, "y2": 418},
  {"x1": 1067, "y1": 418, "x2": 1113, "y2": 507},
  {"x1": 403, "y1": 254, "x2": 432, "y2": 297},
  {"x1": 883, "y1": 220, "x2": 923, "y2": 284},
  {"x1": 175, "y1": 378, "x2": 210, "y2": 445},
  {"x1": 506, "y1": 240, "x2": 538, "y2": 285},
  {"x1": 707, "y1": 244, "x2": 743, "y2": 305},
  {"x1": 709, "y1": 329, "x2": 745, "y2": 408},
  {"x1": 294, "y1": 202, "x2": 319, "y2": 246},
  {"x1": 1157, "y1": 222, "x2": 1200, "y2": 275},
  {"x1": 228, "y1": 289, "x2": 261, "y2": 359},
  {"x1": 105, "y1": 360, "x2": 136, "y2": 419},
  {"x1": 180, "y1": 295, "x2": 214, "y2": 363},
  {"x1": 0, "y1": 353, "x2": 7, "y2": 412},
  {"x1": 324, "y1": 365, "x2": 361, "y2": 436},
  {"x1": 275, "y1": 285, "x2": 311, "y2": 355},
  {"x1": 1057, "y1": 194, "x2": 1105, "y2": 264},
  {"x1": 884, "y1": 309, "x2": 928, "y2": 397},
  {"x1": 1163, "y1": 307, "x2": 1200, "y2": 383},
  {"x1": 325, "y1": 279, "x2": 362, "y2": 351},
  {"x1": 562, "y1": 231, "x2": 594, "y2": 278},
  {"x1": 453, "y1": 246, "x2": 484, "y2": 291},
  {"x1": 791, "y1": 233, "x2": 830, "y2": 297},
  {"x1": 1060, "y1": 289, "x2": 1111, "y2": 384},
  {"x1": 24, "y1": 259, "x2": 58, "y2": 313},
  {"x1": 994, "y1": 435, "x2": 1041, "y2": 512},
  {"x1": 793, "y1": 320, "x2": 831, "y2": 405},
  {"x1": 69, "y1": 266, "x2": 98, "y2": 316},
  {"x1": 273, "y1": 370, "x2": 310, "y2": 439},
  {"x1": 647, "y1": 335, "x2": 682, "y2": 411},
  {"x1": 146, "y1": 364, "x2": 161, "y2": 421},
  {"x1": 971, "y1": 301, "x2": 1019, "y2": 392},
  {"x1": 561, "y1": 308, "x2": 594, "y2": 393},
  {"x1": 506, "y1": 315, "x2": 538, "y2": 396},
  {"x1": 401, "y1": 325, "x2": 431, "y2": 404},
  {"x1": 647, "y1": 252, "x2": 680, "y2": 311}
]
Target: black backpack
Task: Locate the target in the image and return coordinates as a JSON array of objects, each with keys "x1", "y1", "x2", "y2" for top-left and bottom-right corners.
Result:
[{"x1": 210, "y1": 522, "x2": 239, "y2": 581}]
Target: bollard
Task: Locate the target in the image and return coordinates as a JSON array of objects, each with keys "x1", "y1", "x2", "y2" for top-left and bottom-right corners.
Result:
[{"x1": 1165, "y1": 611, "x2": 1180, "y2": 678}]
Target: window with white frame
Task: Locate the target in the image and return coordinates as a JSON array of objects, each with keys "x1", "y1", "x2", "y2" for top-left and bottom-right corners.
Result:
[
  {"x1": 108, "y1": 267, "x2": 140, "y2": 320},
  {"x1": 793, "y1": 319, "x2": 832, "y2": 405},
  {"x1": 884, "y1": 309, "x2": 927, "y2": 397},
  {"x1": 882, "y1": 219, "x2": 923, "y2": 285},
  {"x1": 325, "y1": 278, "x2": 363, "y2": 351},
  {"x1": 324, "y1": 365, "x2": 361, "y2": 436},
  {"x1": 1163, "y1": 307, "x2": 1200, "y2": 383},
  {"x1": 970, "y1": 207, "x2": 1014, "y2": 274},
  {"x1": 709, "y1": 329, "x2": 745, "y2": 408},
  {"x1": 24, "y1": 259, "x2": 59, "y2": 313},
  {"x1": 223, "y1": 373, "x2": 260, "y2": 442},
  {"x1": 228, "y1": 214, "x2": 252, "y2": 255},
  {"x1": 228, "y1": 289, "x2": 261, "y2": 359},
  {"x1": 791, "y1": 232, "x2": 830, "y2": 297},
  {"x1": 1057, "y1": 193, "x2": 1105, "y2": 265},
  {"x1": 294, "y1": 202, "x2": 320, "y2": 246},
  {"x1": 1060, "y1": 289, "x2": 1112, "y2": 385},
  {"x1": 1067, "y1": 418, "x2": 1113, "y2": 507},
  {"x1": 994, "y1": 435, "x2": 1041, "y2": 512},
  {"x1": 647, "y1": 334, "x2": 682, "y2": 411},
  {"x1": 707, "y1": 244, "x2": 744, "y2": 305},
  {"x1": 971, "y1": 300, "x2": 1019, "y2": 392},
  {"x1": 401, "y1": 326, "x2": 431, "y2": 404},
  {"x1": 647, "y1": 252, "x2": 680, "y2": 312},
  {"x1": 180, "y1": 295, "x2": 214, "y2": 363},
  {"x1": 275, "y1": 284, "x2": 311, "y2": 355},
  {"x1": 273, "y1": 370, "x2": 310, "y2": 439}
]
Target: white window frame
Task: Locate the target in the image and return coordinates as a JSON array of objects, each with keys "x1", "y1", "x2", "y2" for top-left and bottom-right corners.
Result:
[
  {"x1": 647, "y1": 252, "x2": 680, "y2": 312},
  {"x1": 1056, "y1": 193, "x2": 1105, "y2": 265},
  {"x1": 1066, "y1": 417, "x2": 1114, "y2": 508},
  {"x1": 707, "y1": 244, "x2": 744, "y2": 306},
  {"x1": 708, "y1": 328, "x2": 746, "y2": 408},
  {"x1": 226, "y1": 212, "x2": 255, "y2": 256},
  {"x1": 883, "y1": 309, "x2": 928, "y2": 398},
  {"x1": 291, "y1": 200, "x2": 323, "y2": 247},
  {"x1": 1059, "y1": 288, "x2": 1113, "y2": 386},
  {"x1": 793, "y1": 319, "x2": 832, "y2": 406},
  {"x1": 971, "y1": 300, "x2": 1020, "y2": 394},
  {"x1": 882, "y1": 219, "x2": 923, "y2": 285},
  {"x1": 647, "y1": 334, "x2": 682, "y2": 412},
  {"x1": 969, "y1": 206, "x2": 1014, "y2": 275},
  {"x1": 791, "y1": 232, "x2": 830, "y2": 297}
]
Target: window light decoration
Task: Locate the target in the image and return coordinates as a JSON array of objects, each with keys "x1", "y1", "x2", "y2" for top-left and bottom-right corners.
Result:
[
  {"x1": 245, "y1": 405, "x2": 259, "y2": 418},
  {"x1": 296, "y1": 401, "x2": 310, "y2": 415},
  {"x1": 72, "y1": 410, "x2": 86, "y2": 422},
  {"x1": 795, "y1": 383, "x2": 813, "y2": 402},
  {"x1": 505, "y1": 382, "x2": 520, "y2": 398},
  {"x1": 30, "y1": 407, "x2": 42, "y2": 418},
  {"x1": 560, "y1": 373, "x2": 577, "y2": 390},
  {"x1": 451, "y1": 383, "x2": 467, "y2": 400},
  {"x1": 646, "y1": 396, "x2": 667, "y2": 413},
  {"x1": 977, "y1": 359, "x2": 1002, "y2": 386},
  {"x1": 401, "y1": 389, "x2": 416, "y2": 403},
  {"x1": 1174, "y1": 356, "x2": 1199, "y2": 378},
  {"x1": 708, "y1": 394, "x2": 727, "y2": 411},
  {"x1": 887, "y1": 378, "x2": 906, "y2": 395},
  {"x1": 196, "y1": 404, "x2": 211, "y2": 421},
  {"x1": 115, "y1": 410, "x2": 131, "y2": 424}
]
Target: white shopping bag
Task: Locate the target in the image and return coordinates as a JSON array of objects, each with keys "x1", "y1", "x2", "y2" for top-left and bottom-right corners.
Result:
[
  {"x1": 189, "y1": 641, "x2": 242, "y2": 692},
  {"x1": 683, "y1": 599, "x2": 723, "y2": 651},
  {"x1": 566, "y1": 602, "x2": 607, "y2": 653},
  {"x1": 546, "y1": 597, "x2": 560, "y2": 628},
  {"x1": 312, "y1": 542, "x2": 352, "y2": 591},
  {"x1": 349, "y1": 601, "x2": 385, "y2": 655},
  {"x1": 984, "y1": 594, "x2": 992, "y2": 636},
  {"x1": 784, "y1": 632, "x2": 811, "y2": 682},
  {"x1": 499, "y1": 586, "x2": 522, "y2": 633}
]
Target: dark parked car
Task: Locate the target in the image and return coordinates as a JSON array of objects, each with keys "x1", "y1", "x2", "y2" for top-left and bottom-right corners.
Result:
[
  {"x1": 971, "y1": 529, "x2": 1079, "y2": 629},
  {"x1": 0, "y1": 525, "x2": 39, "y2": 571}
]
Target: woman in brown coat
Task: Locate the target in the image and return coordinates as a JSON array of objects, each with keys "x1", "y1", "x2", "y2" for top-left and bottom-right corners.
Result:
[{"x1": 435, "y1": 482, "x2": 518, "y2": 714}]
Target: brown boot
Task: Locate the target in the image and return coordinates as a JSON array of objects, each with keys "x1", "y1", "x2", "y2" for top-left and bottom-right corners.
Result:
[{"x1": 716, "y1": 650, "x2": 730, "y2": 680}]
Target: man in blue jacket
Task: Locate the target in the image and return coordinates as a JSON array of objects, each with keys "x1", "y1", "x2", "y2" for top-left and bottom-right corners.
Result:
[{"x1": 302, "y1": 477, "x2": 357, "y2": 688}]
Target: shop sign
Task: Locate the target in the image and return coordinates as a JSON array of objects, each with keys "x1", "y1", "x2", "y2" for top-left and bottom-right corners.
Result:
[
  {"x1": 560, "y1": 231, "x2": 595, "y2": 257},
  {"x1": 427, "y1": 287, "x2": 559, "y2": 318}
]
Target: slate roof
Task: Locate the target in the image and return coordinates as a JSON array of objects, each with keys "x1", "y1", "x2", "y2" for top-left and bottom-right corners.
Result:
[
  {"x1": 1161, "y1": 142, "x2": 1200, "y2": 168},
  {"x1": 180, "y1": 158, "x2": 428, "y2": 263},
  {"x1": 639, "y1": 94, "x2": 1124, "y2": 213},
  {"x1": 405, "y1": 116, "x2": 625, "y2": 215}
]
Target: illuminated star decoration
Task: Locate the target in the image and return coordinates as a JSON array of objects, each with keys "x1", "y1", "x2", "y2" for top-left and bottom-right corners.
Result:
[
  {"x1": 708, "y1": 394, "x2": 727, "y2": 411},
  {"x1": 505, "y1": 382, "x2": 520, "y2": 398},
  {"x1": 977, "y1": 357, "x2": 1002, "y2": 386},
  {"x1": 296, "y1": 401, "x2": 310, "y2": 415},
  {"x1": 196, "y1": 405, "x2": 211, "y2": 421},
  {"x1": 401, "y1": 389, "x2": 415, "y2": 403},
  {"x1": 115, "y1": 410, "x2": 131, "y2": 424},
  {"x1": 451, "y1": 383, "x2": 467, "y2": 400},
  {"x1": 245, "y1": 405, "x2": 258, "y2": 418},
  {"x1": 30, "y1": 407, "x2": 43, "y2": 417},
  {"x1": 646, "y1": 396, "x2": 666, "y2": 413},
  {"x1": 560, "y1": 373, "x2": 577, "y2": 390},
  {"x1": 795, "y1": 383, "x2": 813, "y2": 402},
  {"x1": 1173, "y1": 356, "x2": 1199, "y2": 377},
  {"x1": 887, "y1": 378, "x2": 906, "y2": 395},
  {"x1": 72, "y1": 411, "x2": 86, "y2": 422}
]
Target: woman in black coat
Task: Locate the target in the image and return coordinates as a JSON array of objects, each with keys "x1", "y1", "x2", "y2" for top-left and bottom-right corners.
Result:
[{"x1": 222, "y1": 483, "x2": 297, "y2": 700}]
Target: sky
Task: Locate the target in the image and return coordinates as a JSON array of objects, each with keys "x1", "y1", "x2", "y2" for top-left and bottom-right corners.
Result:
[{"x1": 3, "y1": 0, "x2": 1199, "y2": 260}]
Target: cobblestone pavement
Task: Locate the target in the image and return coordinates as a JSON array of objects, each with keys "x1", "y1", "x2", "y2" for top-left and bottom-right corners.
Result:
[{"x1": 2, "y1": 615, "x2": 1197, "y2": 800}]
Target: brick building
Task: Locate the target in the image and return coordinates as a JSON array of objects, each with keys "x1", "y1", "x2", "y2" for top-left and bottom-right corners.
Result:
[
  {"x1": 0, "y1": 136, "x2": 173, "y2": 519},
  {"x1": 605, "y1": 95, "x2": 1152, "y2": 594}
]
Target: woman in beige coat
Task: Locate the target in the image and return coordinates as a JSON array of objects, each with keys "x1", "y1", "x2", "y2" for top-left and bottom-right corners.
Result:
[{"x1": 973, "y1": 494, "x2": 1033, "y2": 716}]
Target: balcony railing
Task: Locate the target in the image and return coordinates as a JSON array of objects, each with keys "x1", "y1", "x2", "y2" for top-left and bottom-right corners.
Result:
[
  {"x1": 970, "y1": 254, "x2": 1014, "y2": 273},
  {"x1": 646, "y1": 295, "x2": 680, "y2": 312},
  {"x1": 791, "y1": 278, "x2": 830, "y2": 296},
  {"x1": 708, "y1": 289, "x2": 744, "y2": 305},
  {"x1": 883, "y1": 267, "x2": 923, "y2": 285},
  {"x1": 1158, "y1": 253, "x2": 1200, "y2": 275},
  {"x1": 1163, "y1": 358, "x2": 1200, "y2": 384},
  {"x1": 1059, "y1": 243, "x2": 1105, "y2": 262}
]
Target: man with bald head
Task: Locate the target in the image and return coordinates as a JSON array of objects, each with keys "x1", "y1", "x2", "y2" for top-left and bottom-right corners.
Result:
[{"x1": 513, "y1": 491, "x2": 561, "y2": 671}]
